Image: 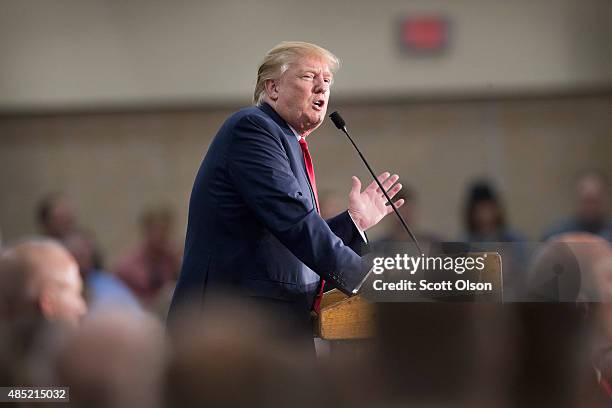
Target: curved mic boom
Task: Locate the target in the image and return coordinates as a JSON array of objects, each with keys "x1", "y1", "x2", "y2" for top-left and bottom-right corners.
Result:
[{"x1": 329, "y1": 111, "x2": 423, "y2": 254}]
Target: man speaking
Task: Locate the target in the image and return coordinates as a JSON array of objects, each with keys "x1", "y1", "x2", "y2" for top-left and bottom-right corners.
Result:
[{"x1": 168, "y1": 42, "x2": 404, "y2": 336}]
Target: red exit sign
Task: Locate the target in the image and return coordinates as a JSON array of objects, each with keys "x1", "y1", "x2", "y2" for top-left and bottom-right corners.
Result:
[{"x1": 401, "y1": 15, "x2": 449, "y2": 53}]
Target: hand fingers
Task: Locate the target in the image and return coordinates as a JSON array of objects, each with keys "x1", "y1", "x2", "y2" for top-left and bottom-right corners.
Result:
[
  {"x1": 349, "y1": 176, "x2": 362, "y2": 197},
  {"x1": 366, "y1": 172, "x2": 390, "y2": 192},
  {"x1": 376, "y1": 173, "x2": 399, "y2": 194},
  {"x1": 385, "y1": 183, "x2": 402, "y2": 200},
  {"x1": 386, "y1": 199, "x2": 405, "y2": 214},
  {"x1": 377, "y1": 171, "x2": 390, "y2": 183}
]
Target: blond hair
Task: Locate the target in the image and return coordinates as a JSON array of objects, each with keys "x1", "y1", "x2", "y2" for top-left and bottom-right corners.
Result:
[{"x1": 253, "y1": 41, "x2": 340, "y2": 105}]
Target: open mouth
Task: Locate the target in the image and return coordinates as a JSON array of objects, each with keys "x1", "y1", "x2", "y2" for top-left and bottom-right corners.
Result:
[{"x1": 312, "y1": 100, "x2": 325, "y2": 110}]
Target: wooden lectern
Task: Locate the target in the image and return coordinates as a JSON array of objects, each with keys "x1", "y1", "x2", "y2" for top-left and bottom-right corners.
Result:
[{"x1": 315, "y1": 252, "x2": 502, "y2": 340}]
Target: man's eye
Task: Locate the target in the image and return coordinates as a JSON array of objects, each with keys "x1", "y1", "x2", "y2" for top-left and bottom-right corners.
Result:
[
  {"x1": 324, "y1": 78, "x2": 331, "y2": 83},
  {"x1": 302, "y1": 74, "x2": 314, "y2": 80}
]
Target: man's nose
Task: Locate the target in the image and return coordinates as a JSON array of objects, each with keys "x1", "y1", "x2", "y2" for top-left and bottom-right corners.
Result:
[{"x1": 313, "y1": 78, "x2": 329, "y2": 94}]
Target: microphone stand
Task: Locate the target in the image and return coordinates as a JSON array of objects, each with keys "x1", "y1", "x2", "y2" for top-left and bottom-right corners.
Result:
[{"x1": 330, "y1": 111, "x2": 423, "y2": 254}]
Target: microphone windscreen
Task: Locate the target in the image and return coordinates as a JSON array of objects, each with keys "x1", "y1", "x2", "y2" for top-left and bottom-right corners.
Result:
[{"x1": 329, "y1": 111, "x2": 346, "y2": 129}]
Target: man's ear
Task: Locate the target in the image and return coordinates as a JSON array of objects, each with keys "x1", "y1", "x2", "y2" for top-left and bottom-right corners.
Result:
[
  {"x1": 38, "y1": 290, "x2": 56, "y2": 320},
  {"x1": 264, "y1": 79, "x2": 279, "y2": 102}
]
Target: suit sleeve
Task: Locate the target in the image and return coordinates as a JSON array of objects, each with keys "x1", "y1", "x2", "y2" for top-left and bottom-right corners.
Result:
[
  {"x1": 326, "y1": 211, "x2": 368, "y2": 256},
  {"x1": 227, "y1": 114, "x2": 368, "y2": 295}
]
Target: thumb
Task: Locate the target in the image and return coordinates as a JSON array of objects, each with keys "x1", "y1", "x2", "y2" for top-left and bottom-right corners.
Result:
[{"x1": 350, "y1": 176, "x2": 361, "y2": 196}]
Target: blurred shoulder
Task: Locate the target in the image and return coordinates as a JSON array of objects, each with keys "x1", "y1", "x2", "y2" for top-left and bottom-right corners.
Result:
[{"x1": 225, "y1": 105, "x2": 277, "y2": 130}]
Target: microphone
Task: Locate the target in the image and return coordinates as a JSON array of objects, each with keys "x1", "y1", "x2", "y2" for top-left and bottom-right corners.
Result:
[{"x1": 329, "y1": 111, "x2": 422, "y2": 254}]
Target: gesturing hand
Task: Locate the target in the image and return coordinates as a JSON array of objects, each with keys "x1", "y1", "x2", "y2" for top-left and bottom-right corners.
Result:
[{"x1": 347, "y1": 172, "x2": 404, "y2": 231}]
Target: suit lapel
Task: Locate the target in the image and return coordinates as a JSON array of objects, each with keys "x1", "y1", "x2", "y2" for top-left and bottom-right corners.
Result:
[{"x1": 258, "y1": 103, "x2": 317, "y2": 212}]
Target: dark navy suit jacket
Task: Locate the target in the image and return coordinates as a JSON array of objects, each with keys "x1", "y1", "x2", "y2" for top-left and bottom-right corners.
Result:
[{"x1": 167, "y1": 103, "x2": 367, "y2": 326}]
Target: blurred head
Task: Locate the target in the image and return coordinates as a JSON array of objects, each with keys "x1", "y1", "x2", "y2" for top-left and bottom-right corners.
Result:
[
  {"x1": 574, "y1": 170, "x2": 608, "y2": 225},
  {"x1": 528, "y1": 233, "x2": 611, "y2": 303},
  {"x1": 376, "y1": 303, "x2": 483, "y2": 405},
  {"x1": 56, "y1": 311, "x2": 164, "y2": 408},
  {"x1": 557, "y1": 233, "x2": 611, "y2": 300},
  {"x1": 464, "y1": 181, "x2": 506, "y2": 236},
  {"x1": 37, "y1": 192, "x2": 76, "y2": 239},
  {"x1": 0, "y1": 240, "x2": 86, "y2": 327},
  {"x1": 166, "y1": 296, "x2": 318, "y2": 408},
  {"x1": 256, "y1": 41, "x2": 339, "y2": 137},
  {"x1": 541, "y1": 234, "x2": 612, "y2": 385},
  {"x1": 139, "y1": 206, "x2": 175, "y2": 252}
]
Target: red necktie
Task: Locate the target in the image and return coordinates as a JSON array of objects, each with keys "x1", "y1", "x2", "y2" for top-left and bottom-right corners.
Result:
[{"x1": 298, "y1": 138, "x2": 325, "y2": 313}]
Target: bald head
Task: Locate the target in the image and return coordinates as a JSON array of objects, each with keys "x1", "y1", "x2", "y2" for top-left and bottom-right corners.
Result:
[{"x1": 0, "y1": 240, "x2": 86, "y2": 327}]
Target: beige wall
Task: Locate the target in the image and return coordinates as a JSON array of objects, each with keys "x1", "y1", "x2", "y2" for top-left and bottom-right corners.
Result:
[
  {"x1": 1, "y1": 95, "x2": 610, "y2": 264},
  {"x1": 0, "y1": 0, "x2": 610, "y2": 110}
]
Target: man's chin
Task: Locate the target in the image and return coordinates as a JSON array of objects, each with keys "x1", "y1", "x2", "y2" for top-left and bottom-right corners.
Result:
[
  {"x1": 293, "y1": 113, "x2": 324, "y2": 136},
  {"x1": 309, "y1": 112, "x2": 325, "y2": 127}
]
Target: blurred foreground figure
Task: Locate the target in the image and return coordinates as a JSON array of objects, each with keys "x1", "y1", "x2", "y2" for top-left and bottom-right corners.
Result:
[
  {"x1": 56, "y1": 311, "x2": 165, "y2": 408},
  {"x1": 166, "y1": 296, "x2": 323, "y2": 408},
  {"x1": 0, "y1": 239, "x2": 87, "y2": 385},
  {"x1": 544, "y1": 171, "x2": 611, "y2": 242},
  {"x1": 114, "y1": 206, "x2": 181, "y2": 306},
  {"x1": 375, "y1": 302, "x2": 512, "y2": 407},
  {"x1": 527, "y1": 233, "x2": 612, "y2": 303},
  {"x1": 526, "y1": 233, "x2": 612, "y2": 406},
  {"x1": 0, "y1": 239, "x2": 87, "y2": 326}
]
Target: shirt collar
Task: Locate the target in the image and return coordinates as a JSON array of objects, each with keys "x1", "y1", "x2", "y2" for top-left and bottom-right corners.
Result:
[{"x1": 288, "y1": 125, "x2": 302, "y2": 141}]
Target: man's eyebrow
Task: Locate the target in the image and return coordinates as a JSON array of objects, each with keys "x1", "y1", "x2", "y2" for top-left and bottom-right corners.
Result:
[{"x1": 302, "y1": 68, "x2": 332, "y2": 75}]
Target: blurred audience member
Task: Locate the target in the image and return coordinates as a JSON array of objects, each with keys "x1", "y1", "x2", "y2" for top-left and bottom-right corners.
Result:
[
  {"x1": 511, "y1": 303, "x2": 594, "y2": 407},
  {"x1": 543, "y1": 170, "x2": 611, "y2": 242},
  {"x1": 56, "y1": 311, "x2": 165, "y2": 408},
  {"x1": 526, "y1": 232, "x2": 612, "y2": 303},
  {"x1": 37, "y1": 192, "x2": 77, "y2": 240},
  {"x1": 0, "y1": 239, "x2": 86, "y2": 327},
  {"x1": 0, "y1": 239, "x2": 87, "y2": 385},
  {"x1": 375, "y1": 302, "x2": 508, "y2": 407},
  {"x1": 63, "y1": 230, "x2": 141, "y2": 314},
  {"x1": 377, "y1": 187, "x2": 442, "y2": 246},
  {"x1": 166, "y1": 296, "x2": 321, "y2": 408},
  {"x1": 526, "y1": 233, "x2": 612, "y2": 405},
  {"x1": 462, "y1": 181, "x2": 525, "y2": 242},
  {"x1": 114, "y1": 205, "x2": 181, "y2": 306},
  {"x1": 460, "y1": 181, "x2": 528, "y2": 298},
  {"x1": 37, "y1": 191, "x2": 105, "y2": 268}
]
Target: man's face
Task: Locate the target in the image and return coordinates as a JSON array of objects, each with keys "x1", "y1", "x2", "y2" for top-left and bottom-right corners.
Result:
[
  {"x1": 576, "y1": 175, "x2": 607, "y2": 223},
  {"x1": 46, "y1": 198, "x2": 76, "y2": 238},
  {"x1": 41, "y1": 262, "x2": 87, "y2": 327},
  {"x1": 268, "y1": 55, "x2": 332, "y2": 137}
]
